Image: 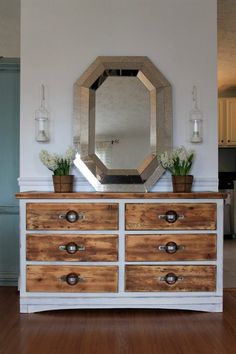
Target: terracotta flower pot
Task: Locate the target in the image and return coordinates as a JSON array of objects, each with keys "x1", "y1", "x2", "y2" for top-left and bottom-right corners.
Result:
[
  {"x1": 52, "y1": 175, "x2": 74, "y2": 193},
  {"x1": 172, "y1": 175, "x2": 193, "y2": 193}
]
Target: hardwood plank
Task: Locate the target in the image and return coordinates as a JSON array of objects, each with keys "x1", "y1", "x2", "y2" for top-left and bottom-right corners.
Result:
[
  {"x1": 1, "y1": 288, "x2": 236, "y2": 354},
  {"x1": 16, "y1": 191, "x2": 227, "y2": 199},
  {"x1": 26, "y1": 203, "x2": 119, "y2": 230},
  {"x1": 27, "y1": 234, "x2": 118, "y2": 261},
  {"x1": 26, "y1": 265, "x2": 118, "y2": 293},
  {"x1": 125, "y1": 203, "x2": 217, "y2": 230},
  {"x1": 125, "y1": 234, "x2": 217, "y2": 261},
  {"x1": 125, "y1": 265, "x2": 216, "y2": 292}
]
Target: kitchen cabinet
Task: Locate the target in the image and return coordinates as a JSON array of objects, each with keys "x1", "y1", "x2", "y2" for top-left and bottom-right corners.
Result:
[{"x1": 218, "y1": 98, "x2": 236, "y2": 147}]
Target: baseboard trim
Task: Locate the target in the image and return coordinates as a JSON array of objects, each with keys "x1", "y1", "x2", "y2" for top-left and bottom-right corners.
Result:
[{"x1": 18, "y1": 176, "x2": 218, "y2": 192}]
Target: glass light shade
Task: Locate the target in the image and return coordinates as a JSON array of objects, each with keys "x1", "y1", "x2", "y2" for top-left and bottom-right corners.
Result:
[
  {"x1": 35, "y1": 108, "x2": 49, "y2": 142},
  {"x1": 35, "y1": 84, "x2": 50, "y2": 143},
  {"x1": 189, "y1": 107, "x2": 203, "y2": 143},
  {"x1": 189, "y1": 85, "x2": 203, "y2": 144}
]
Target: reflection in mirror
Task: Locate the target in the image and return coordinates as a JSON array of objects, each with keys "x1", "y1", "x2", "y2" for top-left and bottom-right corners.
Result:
[
  {"x1": 95, "y1": 75, "x2": 150, "y2": 169},
  {"x1": 73, "y1": 56, "x2": 172, "y2": 191}
]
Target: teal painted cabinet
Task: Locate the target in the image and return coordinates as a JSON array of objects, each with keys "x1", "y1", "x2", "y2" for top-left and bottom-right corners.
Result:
[{"x1": 0, "y1": 58, "x2": 20, "y2": 285}]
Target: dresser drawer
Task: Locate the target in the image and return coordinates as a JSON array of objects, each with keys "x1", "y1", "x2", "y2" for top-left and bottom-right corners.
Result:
[
  {"x1": 125, "y1": 203, "x2": 216, "y2": 230},
  {"x1": 125, "y1": 265, "x2": 216, "y2": 292},
  {"x1": 125, "y1": 234, "x2": 216, "y2": 261},
  {"x1": 27, "y1": 265, "x2": 118, "y2": 292},
  {"x1": 26, "y1": 203, "x2": 119, "y2": 230},
  {"x1": 26, "y1": 234, "x2": 118, "y2": 261}
]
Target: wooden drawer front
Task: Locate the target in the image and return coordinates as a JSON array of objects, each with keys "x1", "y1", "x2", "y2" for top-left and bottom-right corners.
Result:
[
  {"x1": 27, "y1": 265, "x2": 118, "y2": 292},
  {"x1": 125, "y1": 265, "x2": 216, "y2": 292},
  {"x1": 125, "y1": 203, "x2": 216, "y2": 230},
  {"x1": 26, "y1": 203, "x2": 119, "y2": 230},
  {"x1": 26, "y1": 234, "x2": 118, "y2": 261},
  {"x1": 125, "y1": 234, "x2": 216, "y2": 261}
]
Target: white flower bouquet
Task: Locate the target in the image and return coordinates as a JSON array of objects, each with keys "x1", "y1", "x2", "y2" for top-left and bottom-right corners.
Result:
[
  {"x1": 39, "y1": 146, "x2": 76, "y2": 176},
  {"x1": 159, "y1": 146, "x2": 195, "y2": 176}
]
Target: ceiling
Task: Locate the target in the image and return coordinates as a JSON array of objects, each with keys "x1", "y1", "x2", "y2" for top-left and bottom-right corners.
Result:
[{"x1": 218, "y1": 0, "x2": 236, "y2": 91}]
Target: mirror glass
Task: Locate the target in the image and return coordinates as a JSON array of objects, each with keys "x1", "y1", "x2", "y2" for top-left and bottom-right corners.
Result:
[
  {"x1": 73, "y1": 56, "x2": 172, "y2": 192},
  {"x1": 95, "y1": 74, "x2": 150, "y2": 169}
]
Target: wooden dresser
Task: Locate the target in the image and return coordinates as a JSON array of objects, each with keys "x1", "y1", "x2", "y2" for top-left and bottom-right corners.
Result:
[{"x1": 16, "y1": 192, "x2": 225, "y2": 313}]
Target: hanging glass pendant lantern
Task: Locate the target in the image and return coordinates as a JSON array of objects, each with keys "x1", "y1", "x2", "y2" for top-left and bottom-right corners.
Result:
[
  {"x1": 35, "y1": 84, "x2": 50, "y2": 142},
  {"x1": 189, "y1": 86, "x2": 203, "y2": 144}
]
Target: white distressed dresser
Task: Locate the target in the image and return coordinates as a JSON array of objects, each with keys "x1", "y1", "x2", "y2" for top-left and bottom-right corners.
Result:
[{"x1": 16, "y1": 191, "x2": 225, "y2": 313}]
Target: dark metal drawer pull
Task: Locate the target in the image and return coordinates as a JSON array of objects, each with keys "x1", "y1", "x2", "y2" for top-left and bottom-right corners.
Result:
[
  {"x1": 159, "y1": 273, "x2": 184, "y2": 285},
  {"x1": 59, "y1": 242, "x2": 86, "y2": 254},
  {"x1": 60, "y1": 273, "x2": 84, "y2": 286},
  {"x1": 158, "y1": 210, "x2": 184, "y2": 223},
  {"x1": 58, "y1": 210, "x2": 85, "y2": 223},
  {"x1": 158, "y1": 241, "x2": 185, "y2": 254}
]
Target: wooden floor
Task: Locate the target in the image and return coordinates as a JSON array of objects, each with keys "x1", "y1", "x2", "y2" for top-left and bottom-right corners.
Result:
[
  {"x1": 1, "y1": 288, "x2": 236, "y2": 354},
  {"x1": 224, "y1": 239, "x2": 236, "y2": 287}
]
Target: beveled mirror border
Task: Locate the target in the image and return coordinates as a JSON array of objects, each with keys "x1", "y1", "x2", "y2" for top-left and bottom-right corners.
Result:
[{"x1": 73, "y1": 56, "x2": 172, "y2": 192}]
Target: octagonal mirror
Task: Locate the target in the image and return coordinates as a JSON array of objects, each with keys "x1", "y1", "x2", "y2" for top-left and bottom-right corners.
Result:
[{"x1": 73, "y1": 56, "x2": 172, "y2": 191}]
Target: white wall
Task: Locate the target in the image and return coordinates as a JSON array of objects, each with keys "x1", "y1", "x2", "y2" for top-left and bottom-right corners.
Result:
[
  {"x1": 0, "y1": 0, "x2": 20, "y2": 57},
  {"x1": 20, "y1": 0, "x2": 218, "y2": 191}
]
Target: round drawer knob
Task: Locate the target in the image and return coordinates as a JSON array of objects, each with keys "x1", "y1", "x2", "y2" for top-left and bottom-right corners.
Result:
[
  {"x1": 159, "y1": 210, "x2": 184, "y2": 223},
  {"x1": 165, "y1": 241, "x2": 178, "y2": 254},
  {"x1": 66, "y1": 242, "x2": 78, "y2": 254},
  {"x1": 66, "y1": 273, "x2": 79, "y2": 286},
  {"x1": 158, "y1": 242, "x2": 184, "y2": 253},
  {"x1": 160, "y1": 273, "x2": 184, "y2": 285},
  {"x1": 59, "y1": 242, "x2": 86, "y2": 253},
  {"x1": 165, "y1": 210, "x2": 178, "y2": 223},
  {"x1": 58, "y1": 211, "x2": 85, "y2": 222},
  {"x1": 66, "y1": 210, "x2": 78, "y2": 223},
  {"x1": 165, "y1": 273, "x2": 178, "y2": 285}
]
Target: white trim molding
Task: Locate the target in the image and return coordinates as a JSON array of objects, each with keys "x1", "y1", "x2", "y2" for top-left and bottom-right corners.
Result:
[{"x1": 18, "y1": 176, "x2": 218, "y2": 192}]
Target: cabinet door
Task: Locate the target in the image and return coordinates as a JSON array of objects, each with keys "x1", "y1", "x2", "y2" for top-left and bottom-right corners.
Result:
[
  {"x1": 0, "y1": 59, "x2": 20, "y2": 285},
  {"x1": 226, "y1": 98, "x2": 236, "y2": 146},
  {"x1": 218, "y1": 99, "x2": 226, "y2": 146}
]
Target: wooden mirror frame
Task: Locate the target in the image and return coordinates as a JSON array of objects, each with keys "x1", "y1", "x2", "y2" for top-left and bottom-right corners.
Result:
[{"x1": 73, "y1": 56, "x2": 172, "y2": 191}]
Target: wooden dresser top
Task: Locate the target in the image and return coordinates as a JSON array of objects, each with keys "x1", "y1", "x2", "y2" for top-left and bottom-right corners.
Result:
[{"x1": 16, "y1": 191, "x2": 226, "y2": 199}]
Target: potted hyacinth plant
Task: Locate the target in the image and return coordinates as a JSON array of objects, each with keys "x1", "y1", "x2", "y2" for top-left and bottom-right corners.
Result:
[
  {"x1": 39, "y1": 146, "x2": 76, "y2": 192},
  {"x1": 159, "y1": 146, "x2": 195, "y2": 192}
]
